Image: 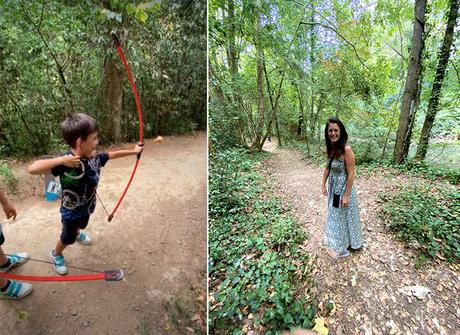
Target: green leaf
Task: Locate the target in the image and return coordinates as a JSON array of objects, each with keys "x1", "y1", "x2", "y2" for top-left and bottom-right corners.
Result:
[
  {"x1": 126, "y1": 3, "x2": 136, "y2": 15},
  {"x1": 136, "y1": 9, "x2": 148, "y2": 23}
]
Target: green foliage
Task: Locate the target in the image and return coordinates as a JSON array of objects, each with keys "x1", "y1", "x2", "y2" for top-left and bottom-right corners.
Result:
[
  {"x1": 0, "y1": 0, "x2": 206, "y2": 157},
  {"x1": 379, "y1": 183, "x2": 460, "y2": 263},
  {"x1": 0, "y1": 161, "x2": 19, "y2": 194},
  {"x1": 395, "y1": 160, "x2": 460, "y2": 185},
  {"x1": 209, "y1": 0, "x2": 459, "y2": 166},
  {"x1": 209, "y1": 148, "x2": 316, "y2": 333}
]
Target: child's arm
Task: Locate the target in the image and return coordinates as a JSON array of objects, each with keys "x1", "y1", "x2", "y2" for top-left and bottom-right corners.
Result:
[
  {"x1": 0, "y1": 188, "x2": 17, "y2": 219},
  {"x1": 108, "y1": 144, "x2": 143, "y2": 160},
  {"x1": 28, "y1": 155, "x2": 81, "y2": 175}
]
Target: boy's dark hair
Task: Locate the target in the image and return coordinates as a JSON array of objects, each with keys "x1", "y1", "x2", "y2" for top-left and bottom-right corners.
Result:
[{"x1": 61, "y1": 113, "x2": 98, "y2": 148}]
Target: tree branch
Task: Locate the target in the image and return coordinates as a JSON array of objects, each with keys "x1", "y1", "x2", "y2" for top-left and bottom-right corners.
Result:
[
  {"x1": 21, "y1": 2, "x2": 75, "y2": 113},
  {"x1": 384, "y1": 41, "x2": 405, "y2": 60},
  {"x1": 450, "y1": 59, "x2": 460, "y2": 85},
  {"x1": 300, "y1": 21, "x2": 369, "y2": 71}
]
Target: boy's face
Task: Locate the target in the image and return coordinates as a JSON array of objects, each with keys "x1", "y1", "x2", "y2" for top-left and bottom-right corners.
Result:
[{"x1": 79, "y1": 132, "x2": 99, "y2": 157}]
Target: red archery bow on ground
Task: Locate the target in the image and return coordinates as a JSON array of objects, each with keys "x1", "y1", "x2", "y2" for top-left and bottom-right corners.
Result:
[
  {"x1": 0, "y1": 253, "x2": 124, "y2": 282},
  {"x1": 108, "y1": 33, "x2": 145, "y2": 222},
  {"x1": 0, "y1": 269, "x2": 123, "y2": 282}
]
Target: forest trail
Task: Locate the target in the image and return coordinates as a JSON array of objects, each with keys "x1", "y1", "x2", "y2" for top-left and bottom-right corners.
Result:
[
  {"x1": 261, "y1": 140, "x2": 459, "y2": 335},
  {"x1": 0, "y1": 133, "x2": 207, "y2": 335}
]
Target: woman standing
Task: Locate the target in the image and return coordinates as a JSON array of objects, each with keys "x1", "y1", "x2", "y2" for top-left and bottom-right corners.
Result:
[{"x1": 321, "y1": 117, "x2": 363, "y2": 259}]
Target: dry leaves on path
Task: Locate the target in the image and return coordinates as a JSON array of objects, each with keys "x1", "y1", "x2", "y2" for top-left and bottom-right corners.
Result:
[{"x1": 260, "y1": 141, "x2": 459, "y2": 335}]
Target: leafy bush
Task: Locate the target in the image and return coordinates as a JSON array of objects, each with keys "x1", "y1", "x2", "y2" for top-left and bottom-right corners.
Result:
[
  {"x1": 379, "y1": 184, "x2": 460, "y2": 263},
  {"x1": 209, "y1": 148, "x2": 316, "y2": 333},
  {"x1": 0, "y1": 161, "x2": 19, "y2": 194},
  {"x1": 395, "y1": 161, "x2": 460, "y2": 185}
]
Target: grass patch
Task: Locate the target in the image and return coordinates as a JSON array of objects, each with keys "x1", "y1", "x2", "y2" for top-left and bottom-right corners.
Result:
[
  {"x1": 209, "y1": 148, "x2": 316, "y2": 334},
  {"x1": 379, "y1": 183, "x2": 460, "y2": 264}
]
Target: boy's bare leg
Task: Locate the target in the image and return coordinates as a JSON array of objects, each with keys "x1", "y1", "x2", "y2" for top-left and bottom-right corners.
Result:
[
  {"x1": 0, "y1": 246, "x2": 7, "y2": 265},
  {"x1": 54, "y1": 240, "x2": 67, "y2": 255},
  {"x1": 0, "y1": 246, "x2": 7, "y2": 287}
]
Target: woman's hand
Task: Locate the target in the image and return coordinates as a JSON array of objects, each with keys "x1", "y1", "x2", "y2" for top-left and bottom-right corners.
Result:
[
  {"x1": 322, "y1": 185, "x2": 327, "y2": 196},
  {"x1": 341, "y1": 194, "x2": 349, "y2": 207}
]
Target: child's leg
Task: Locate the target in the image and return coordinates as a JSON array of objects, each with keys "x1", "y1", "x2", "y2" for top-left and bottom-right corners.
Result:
[
  {"x1": 58, "y1": 218, "x2": 84, "y2": 250},
  {"x1": 0, "y1": 246, "x2": 7, "y2": 265},
  {"x1": 54, "y1": 240, "x2": 67, "y2": 256},
  {"x1": 75, "y1": 216, "x2": 91, "y2": 245},
  {"x1": 0, "y1": 246, "x2": 7, "y2": 288}
]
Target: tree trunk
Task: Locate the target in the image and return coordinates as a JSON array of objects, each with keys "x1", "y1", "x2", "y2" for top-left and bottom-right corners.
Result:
[
  {"x1": 226, "y1": 0, "x2": 238, "y2": 76},
  {"x1": 101, "y1": 52, "x2": 124, "y2": 143},
  {"x1": 415, "y1": 0, "x2": 459, "y2": 161},
  {"x1": 309, "y1": 9, "x2": 317, "y2": 144},
  {"x1": 402, "y1": 43, "x2": 425, "y2": 158},
  {"x1": 262, "y1": 60, "x2": 284, "y2": 148},
  {"x1": 297, "y1": 85, "x2": 304, "y2": 137},
  {"x1": 250, "y1": 12, "x2": 265, "y2": 150},
  {"x1": 314, "y1": 92, "x2": 323, "y2": 142},
  {"x1": 394, "y1": 0, "x2": 426, "y2": 164}
]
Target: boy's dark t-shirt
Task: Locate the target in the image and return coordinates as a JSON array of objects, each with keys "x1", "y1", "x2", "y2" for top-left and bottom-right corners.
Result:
[{"x1": 51, "y1": 151, "x2": 109, "y2": 222}]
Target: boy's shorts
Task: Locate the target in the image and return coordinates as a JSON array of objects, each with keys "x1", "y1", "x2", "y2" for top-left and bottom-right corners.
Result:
[
  {"x1": 0, "y1": 224, "x2": 4, "y2": 246},
  {"x1": 61, "y1": 216, "x2": 90, "y2": 245}
]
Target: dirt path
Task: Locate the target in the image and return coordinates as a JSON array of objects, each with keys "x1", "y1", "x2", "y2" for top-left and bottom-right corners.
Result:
[
  {"x1": 0, "y1": 133, "x2": 207, "y2": 335},
  {"x1": 261, "y1": 140, "x2": 459, "y2": 335}
]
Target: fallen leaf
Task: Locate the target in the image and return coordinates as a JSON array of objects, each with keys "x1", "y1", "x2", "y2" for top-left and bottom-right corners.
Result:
[
  {"x1": 351, "y1": 274, "x2": 358, "y2": 287},
  {"x1": 312, "y1": 317, "x2": 329, "y2": 335},
  {"x1": 399, "y1": 285, "x2": 430, "y2": 299}
]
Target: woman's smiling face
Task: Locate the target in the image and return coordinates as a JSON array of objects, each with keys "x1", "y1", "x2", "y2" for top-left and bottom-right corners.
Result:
[{"x1": 328, "y1": 123, "x2": 340, "y2": 143}]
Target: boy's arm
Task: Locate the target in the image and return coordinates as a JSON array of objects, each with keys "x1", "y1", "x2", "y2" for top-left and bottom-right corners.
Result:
[
  {"x1": 0, "y1": 188, "x2": 17, "y2": 219},
  {"x1": 108, "y1": 144, "x2": 143, "y2": 160},
  {"x1": 28, "y1": 155, "x2": 81, "y2": 175}
]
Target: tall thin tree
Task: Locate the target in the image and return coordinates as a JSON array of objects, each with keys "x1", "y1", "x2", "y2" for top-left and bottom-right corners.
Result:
[
  {"x1": 415, "y1": 0, "x2": 459, "y2": 161},
  {"x1": 394, "y1": 0, "x2": 427, "y2": 164}
]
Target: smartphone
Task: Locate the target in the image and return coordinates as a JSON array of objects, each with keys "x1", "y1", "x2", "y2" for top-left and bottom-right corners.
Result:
[{"x1": 332, "y1": 193, "x2": 340, "y2": 208}]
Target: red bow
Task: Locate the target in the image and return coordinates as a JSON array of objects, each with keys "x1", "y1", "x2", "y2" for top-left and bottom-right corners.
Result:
[
  {"x1": 108, "y1": 33, "x2": 145, "y2": 222},
  {"x1": 0, "y1": 269, "x2": 123, "y2": 282}
]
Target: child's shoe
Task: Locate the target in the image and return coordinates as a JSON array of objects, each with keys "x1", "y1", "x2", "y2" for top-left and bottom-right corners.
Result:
[
  {"x1": 77, "y1": 231, "x2": 92, "y2": 245},
  {"x1": 0, "y1": 280, "x2": 33, "y2": 299},
  {"x1": 0, "y1": 252, "x2": 30, "y2": 273},
  {"x1": 50, "y1": 250, "x2": 68, "y2": 275}
]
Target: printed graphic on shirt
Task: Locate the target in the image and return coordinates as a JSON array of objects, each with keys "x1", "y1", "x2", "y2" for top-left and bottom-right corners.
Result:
[{"x1": 52, "y1": 151, "x2": 109, "y2": 221}]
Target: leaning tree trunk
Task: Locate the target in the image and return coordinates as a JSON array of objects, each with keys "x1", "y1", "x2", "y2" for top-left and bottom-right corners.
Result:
[
  {"x1": 415, "y1": 0, "x2": 459, "y2": 161},
  {"x1": 394, "y1": 0, "x2": 427, "y2": 164},
  {"x1": 250, "y1": 11, "x2": 265, "y2": 151},
  {"x1": 226, "y1": 0, "x2": 238, "y2": 76},
  {"x1": 402, "y1": 37, "x2": 426, "y2": 158},
  {"x1": 101, "y1": 51, "x2": 124, "y2": 143}
]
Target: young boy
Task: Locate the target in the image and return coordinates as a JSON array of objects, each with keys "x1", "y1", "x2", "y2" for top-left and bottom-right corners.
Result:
[
  {"x1": 28, "y1": 113, "x2": 143, "y2": 275},
  {"x1": 0, "y1": 188, "x2": 32, "y2": 299}
]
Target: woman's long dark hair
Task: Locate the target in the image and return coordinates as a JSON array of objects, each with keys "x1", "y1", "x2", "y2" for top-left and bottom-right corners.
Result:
[{"x1": 324, "y1": 117, "x2": 348, "y2": 159}]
